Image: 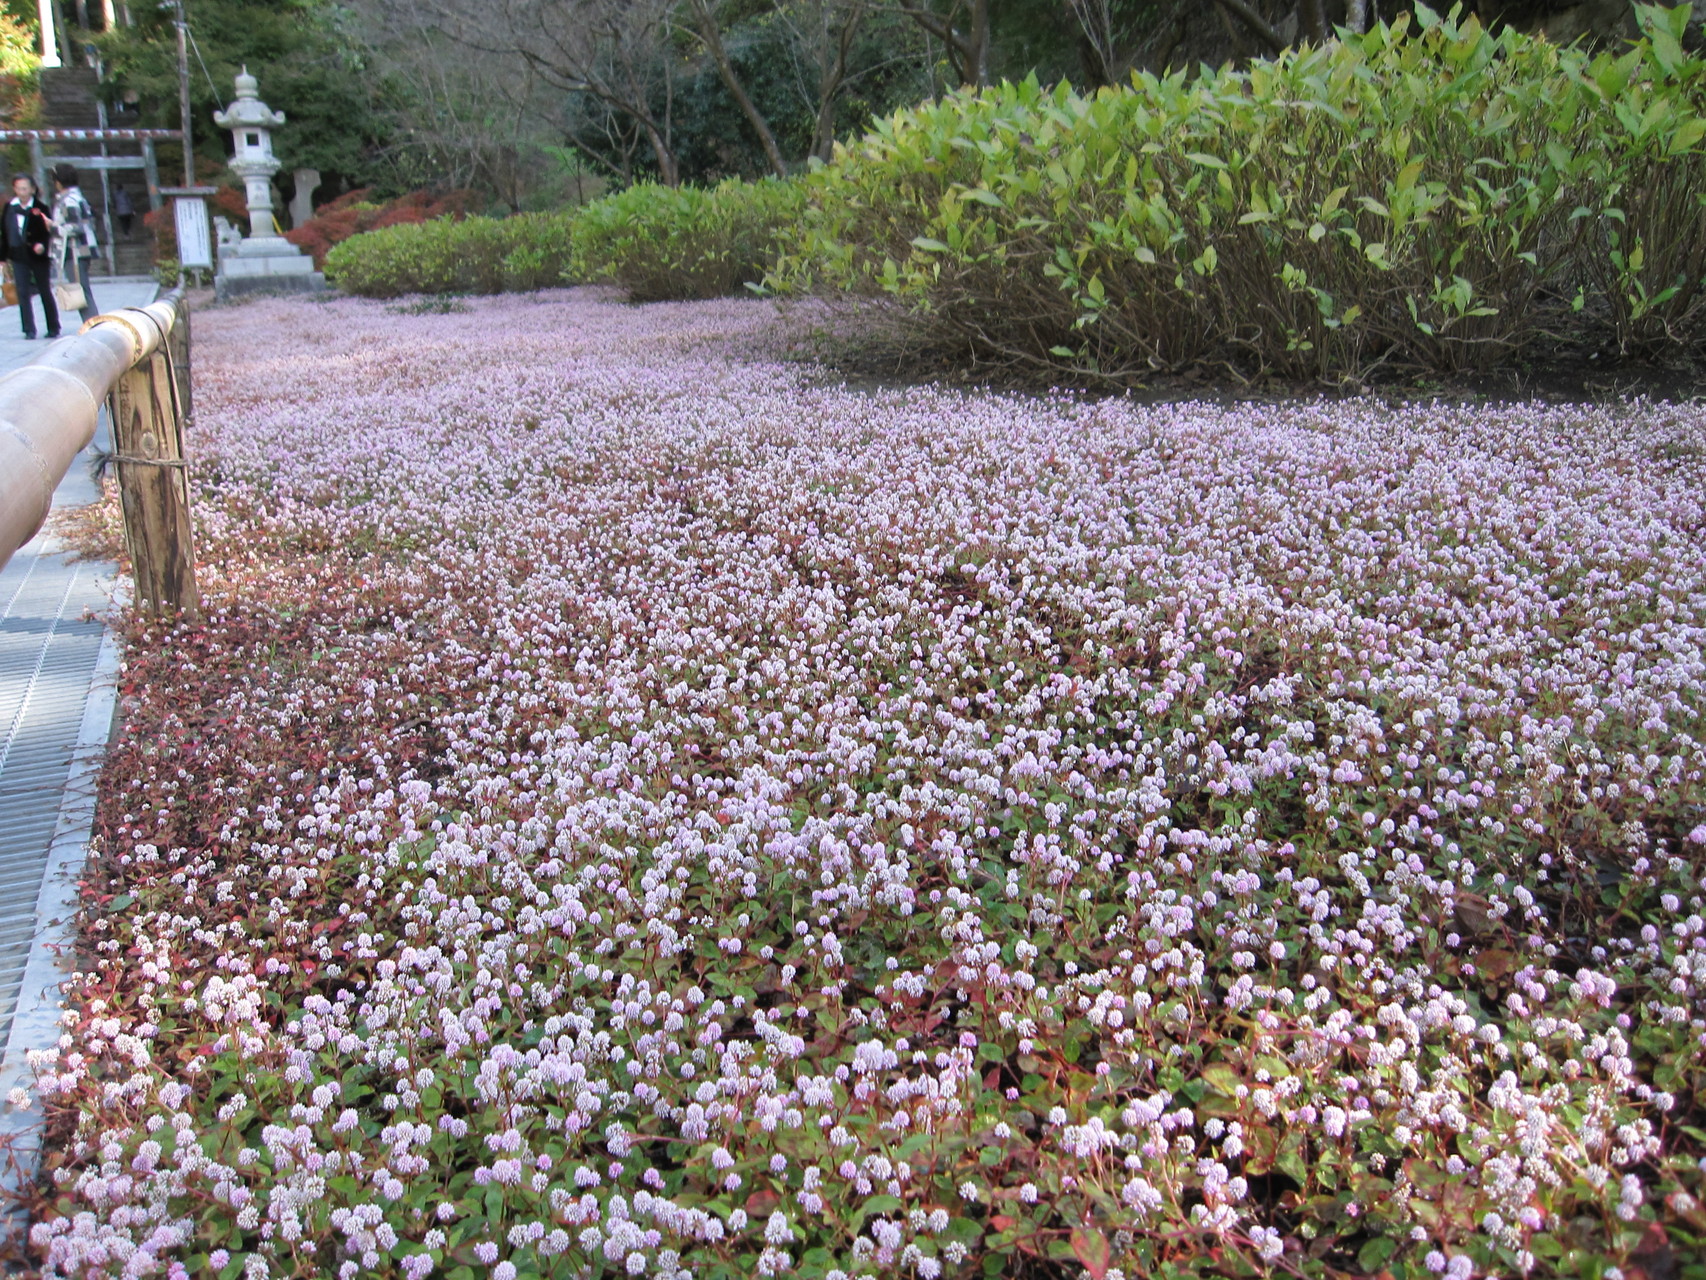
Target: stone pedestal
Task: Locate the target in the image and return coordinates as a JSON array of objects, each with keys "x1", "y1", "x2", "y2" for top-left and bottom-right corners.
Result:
[{"x1": 215, "y1": 238, "x2": 325, "y2": 302}]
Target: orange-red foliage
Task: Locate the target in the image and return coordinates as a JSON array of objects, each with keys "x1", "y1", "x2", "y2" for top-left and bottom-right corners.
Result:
[
  {"x1": 286, "y1": 188, "x2": 477, "y2": 267},
  {"x1": 143, "y1": 185, "x2": 253, "y2": 261},
  {"x1": 212, "y1": 186, "x2": 249, "y2": 223},
  {"x1": 142, "y1": 184, "x2": 476, "y2": 267}
]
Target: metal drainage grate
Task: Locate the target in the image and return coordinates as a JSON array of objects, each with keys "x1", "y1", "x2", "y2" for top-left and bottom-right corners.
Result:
[{"x1": 0, "y1": 546, "x2": 110, "y2": 1050}]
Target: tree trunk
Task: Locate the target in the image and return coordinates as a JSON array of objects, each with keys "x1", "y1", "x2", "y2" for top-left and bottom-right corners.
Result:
[
  {"x1": 1346, "y1": 0, "x2": 1369, "y2": 32},
  {"x1": 642, "y1": 119, "x2": 679, "y2": 187},
  {"x1": 100, "y1": 0, "x2": 116, "y2": 30},
  {"x1": 1210, "y1": 0, "x2": 1286, "y2": 55},
  {"x1": 811, "y1": 1, "x2": 866, "y2": 162},
  {"x1": 967, "y1": 0, "x2": 989, "y2": 86},
  {"x1": 688, "y1": 0, "x2": 789, "y2": 178},
  {"x1": 1299, "y1": 0, "x2": 1328, "y2": 43}
]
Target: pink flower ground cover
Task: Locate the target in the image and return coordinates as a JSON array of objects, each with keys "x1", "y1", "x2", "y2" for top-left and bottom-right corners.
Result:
[{"x1": 28, "y1": 289, "x2": 1706, "y2": 1280}]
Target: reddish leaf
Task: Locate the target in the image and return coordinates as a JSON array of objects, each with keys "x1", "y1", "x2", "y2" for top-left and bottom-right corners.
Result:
[
  {"x1": 745, "y1": 1188, "x2": 781, "y2": 1217},
  {"x1": 1474, "y1": 948, "x2": 1518, "y2": 980},
  {"x1": 1628, "y1": 1221, "x2": 1675, "y2": 1280},
  {"x1": 1070, "y1": 1227, "x2": 1111, "y2": 1280}
]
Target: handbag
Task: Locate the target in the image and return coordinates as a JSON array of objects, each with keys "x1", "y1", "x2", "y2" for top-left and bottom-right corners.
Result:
[
  {"x1": 52, "y1": 241, "x2": 86, "y2": 313},
  {"x1": 2, "y1": 261, "x2": 14, "y2": 309}
]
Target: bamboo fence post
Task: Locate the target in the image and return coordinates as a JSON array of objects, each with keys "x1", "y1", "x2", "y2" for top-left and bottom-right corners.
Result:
[
  {"x1": 167, "y1": 301, "x2": 192, "y2": 422},
  {"x1": 110, "y1": 336, "x2": 198, "y2": 616}
]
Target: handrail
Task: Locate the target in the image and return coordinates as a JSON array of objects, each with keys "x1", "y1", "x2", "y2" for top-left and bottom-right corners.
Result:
[
  {"x1": 0, "y1": 129, "x2": 185, "y2": 142},
  {"x1": 0, "y1": 286, "x2": 189, "y2": 584}
]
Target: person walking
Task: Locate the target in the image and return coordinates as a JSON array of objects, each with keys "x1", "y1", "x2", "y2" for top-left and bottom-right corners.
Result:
[
  {"x1": 114, "y1": 185, "x2": 134, "y2": 238},
  {"x1": 50, "y1": 164, "x2": 99, "y2": 324},
  {"x1": 3, "y1": 174, "x2": 60, "y2": 340}
]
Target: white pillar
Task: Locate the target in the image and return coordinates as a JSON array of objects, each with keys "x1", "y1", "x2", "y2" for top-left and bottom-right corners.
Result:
[{"x1": 37, "y1": 0, "x2": 61, "y2": 66}]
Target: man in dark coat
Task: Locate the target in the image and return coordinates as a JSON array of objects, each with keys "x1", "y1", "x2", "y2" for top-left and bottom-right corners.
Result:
[
  {"x1": 114, "y1": 185, "x2": 135, "y2": 238},
  {"x1": 3, "y1": 174, "x2": 61, "y2": 340}
]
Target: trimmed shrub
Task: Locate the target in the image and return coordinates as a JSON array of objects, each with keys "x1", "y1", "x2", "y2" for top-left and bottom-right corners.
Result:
[
  {"x1": 323, "y1": 213, "x2": 576, "y2": 299},
  {"x1": 498, "y1": 213, "x2": 577, "y2": 292},
  {"x1": 570, "y1": 177, "x2": 805, "y2": 302},
  {"x1": 779, "y1": 5, "x2": 1706, "y2": 377},
  {"x1": 1574, "y1": 3, "x2": 1706, "y2": 351}
]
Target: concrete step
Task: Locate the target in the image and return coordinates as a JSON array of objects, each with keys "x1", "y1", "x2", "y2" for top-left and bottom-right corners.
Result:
[
  {"x1": 89, "y1": 243, "x2": 155, "y2": 278},
  {"x1": 39, "y1": 68, "x2": 102, "y2": 130},
  {"x1": 39, "y1": 67, "x2": 98, "y2": 88},
  {"x1": 40, "y1": 107, "x2": 102, "y2": 129},
  {"x1": 39, "y1": 72, "x2": 99, "y2": 99},
  {"x1": 39, "y1": 73, "x2": 100, "y2": 97}
]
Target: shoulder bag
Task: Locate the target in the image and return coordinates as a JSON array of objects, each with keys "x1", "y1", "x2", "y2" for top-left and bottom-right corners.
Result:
[{"x1": 53, "y1": 238, "x2": 87, "y2": 313}]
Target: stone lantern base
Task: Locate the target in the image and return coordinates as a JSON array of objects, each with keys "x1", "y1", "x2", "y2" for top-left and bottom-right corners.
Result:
[{"x1": 215, "y1": 238, "x2": 326, "y2": 303}]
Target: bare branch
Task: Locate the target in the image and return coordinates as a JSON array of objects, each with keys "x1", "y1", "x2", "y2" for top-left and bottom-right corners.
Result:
[{"x1": 1210, "y1": 0, "x2": 1287, "y2": 55}]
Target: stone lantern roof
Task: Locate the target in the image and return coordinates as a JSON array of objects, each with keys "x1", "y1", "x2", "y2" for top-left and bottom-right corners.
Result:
[{"x1": 212, "y1": 67, "x2": 286, "y2": 132}]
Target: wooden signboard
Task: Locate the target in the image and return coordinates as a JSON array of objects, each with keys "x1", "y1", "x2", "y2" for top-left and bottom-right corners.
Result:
[{"x1": 173, "y1": 196, "x2": 212, "y2": 269}]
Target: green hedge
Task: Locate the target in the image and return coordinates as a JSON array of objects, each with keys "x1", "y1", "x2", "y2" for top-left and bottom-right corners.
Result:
[
  {"x1": 324, "y1": 213, "x2": 575, "y2": 299},
  {"x1": 326, "y1": 180, "x2": 801, "y2": 303},
  {"x1": 570, "y1": 177, "x2": 805, "y2": 302},
  {"x1": 319, "y1": 6, "x2": 1706, "y2": 380},
  {"x1": 777, "y1": 4, "x2": 1706, "y2": 377}
]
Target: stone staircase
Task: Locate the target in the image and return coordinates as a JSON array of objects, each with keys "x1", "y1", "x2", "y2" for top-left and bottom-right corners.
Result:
[
  {"x1": 39, "y1": 67, "x2": 100, "y2": 130},
  {"x1": 38, "y1": 66, "x2": 157, "y2": 279}
]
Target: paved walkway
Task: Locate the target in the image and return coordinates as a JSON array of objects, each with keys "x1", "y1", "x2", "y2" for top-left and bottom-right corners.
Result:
[{"x1": 0, "y1": 277, "x2": 155, "y2": 1160}]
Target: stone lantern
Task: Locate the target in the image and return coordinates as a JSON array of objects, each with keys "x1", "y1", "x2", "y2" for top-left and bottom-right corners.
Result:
[
  {"x1": 211, "y1": 68, "x2": 323, "y2": 300},
  {"x1": 215, "y1": 68, "x2": 286, "y2": 241}
]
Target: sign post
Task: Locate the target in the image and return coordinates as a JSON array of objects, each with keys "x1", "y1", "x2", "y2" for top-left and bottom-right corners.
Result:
[
  {"x1": 176, "y1": 0, "x2": 195, "y2": 186},
  {"x1": 161, "y1": 185, "x2": 218, "y2": 284}
]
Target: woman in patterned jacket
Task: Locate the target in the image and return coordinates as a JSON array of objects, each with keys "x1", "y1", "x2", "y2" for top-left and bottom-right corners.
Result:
[{"x1": 50, "y1": 162, "x2": 100, "y2": 324}]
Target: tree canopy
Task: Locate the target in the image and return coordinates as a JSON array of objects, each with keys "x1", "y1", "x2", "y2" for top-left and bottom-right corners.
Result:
[
  {"x1": 69, "y1": 0, "x2": 1695, "y2": 206},
  {"x1": 94, "y1": 0, "x2": 379, "y2": 187}
]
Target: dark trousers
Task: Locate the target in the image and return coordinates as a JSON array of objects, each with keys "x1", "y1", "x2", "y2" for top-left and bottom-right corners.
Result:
[{"x1": 9, "y1": 252, "x2": 59, "y2": 337}]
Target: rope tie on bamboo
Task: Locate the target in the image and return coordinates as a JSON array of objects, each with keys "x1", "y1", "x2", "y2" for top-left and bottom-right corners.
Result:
[
  {"x1": 101, "y1": 305, "x2": 188, "y2": 478},
  {"x1": 78, "y1": 311, "x2": 149, "y2": 363},
  {"x1": 107, "y1": 455, "x2": 188, "y2": 470},
  {"x1": 80, "y1": 305, "x2": 175, "y2": 364},
  {"x1": 128, "y1": 307, "x2": 173, "y2": 366}
]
